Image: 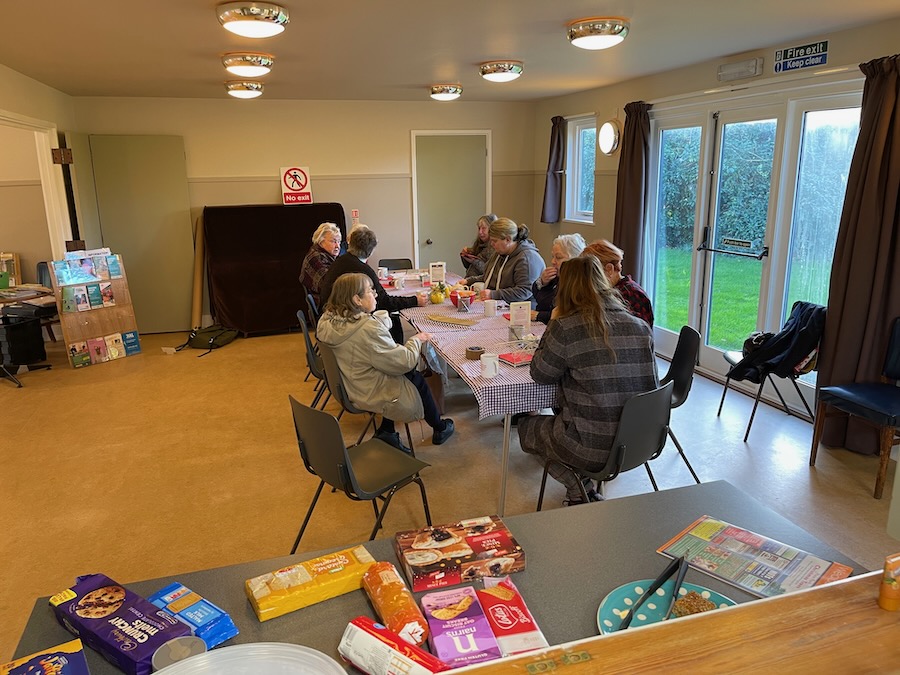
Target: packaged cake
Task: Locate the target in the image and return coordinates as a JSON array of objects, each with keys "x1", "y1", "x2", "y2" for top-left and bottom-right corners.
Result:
[
  {"x1": 245, "y1": 545, "x2": 376, "y2": 621},
  {"x1": 49, "y1": 574, "x2": 191, "y2": 675},
  {"x1": 421, "y1": 586, "x2": 502, "y2": 668},
  {"x1": 394, "y1": 516, "x2": 525, "y2": 592}
]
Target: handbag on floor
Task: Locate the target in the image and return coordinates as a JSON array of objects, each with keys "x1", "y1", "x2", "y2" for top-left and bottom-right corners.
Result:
[{"x1": 176, "y1": 324, "x2": 239, "y2": 357}]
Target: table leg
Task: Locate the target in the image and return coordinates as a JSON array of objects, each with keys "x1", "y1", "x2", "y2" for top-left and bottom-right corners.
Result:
[{"x1": 499, "y1": 413, "x2": 512, "y2": 516}]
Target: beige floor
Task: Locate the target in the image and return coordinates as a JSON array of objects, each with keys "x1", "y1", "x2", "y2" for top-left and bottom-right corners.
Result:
[{"x1": 2, "y1": 331, "x2": 897, "y2": 661}]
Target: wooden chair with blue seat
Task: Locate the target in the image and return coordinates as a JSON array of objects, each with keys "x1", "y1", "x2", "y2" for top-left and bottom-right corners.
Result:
[
  {"x1": 288, "y1": 395, "x2": 432, "y2": 552},
  {"x1": 809, "y1": 317, "x2": 900, "y2": 499}
]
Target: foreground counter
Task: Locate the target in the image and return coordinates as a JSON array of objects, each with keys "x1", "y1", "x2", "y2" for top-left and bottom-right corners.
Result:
[{"x1": 14, "y1": 481, "x2": 873, "y2": 672}]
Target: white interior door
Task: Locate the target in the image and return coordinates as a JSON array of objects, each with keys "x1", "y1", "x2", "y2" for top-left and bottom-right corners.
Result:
[{"x1": 413, "y1": 132, "x2": 490, "y2": 276}]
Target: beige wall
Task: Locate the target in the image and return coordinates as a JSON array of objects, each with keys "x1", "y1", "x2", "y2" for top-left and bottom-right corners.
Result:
[{"x1": 527, "y1": 17, "x2": 900, "y2": 257}]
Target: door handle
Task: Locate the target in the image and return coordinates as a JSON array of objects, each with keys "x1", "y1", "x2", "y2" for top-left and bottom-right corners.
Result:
[{"x1": 425, "y1": 239, "x2": 433, "y2": 245}]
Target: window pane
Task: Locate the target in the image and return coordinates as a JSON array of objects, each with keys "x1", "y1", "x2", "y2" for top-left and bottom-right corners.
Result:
[
  {"x1": 785, "y1": 107, "x2": 860, "y2": 315},
  {"x1": 708, "y1": 119, "x2": 776, "y2": 350},
  {"x1": 578, "y1": 127, "x2": 596, "y2": 214},
  {"x1": 652, "y1": 126, "x2": 701, "y2": 332}
]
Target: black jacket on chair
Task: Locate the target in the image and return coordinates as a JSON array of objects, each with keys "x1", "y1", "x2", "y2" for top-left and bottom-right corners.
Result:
[{"x1": 727, "y1": 301, "x2": 826, "y2": 384}]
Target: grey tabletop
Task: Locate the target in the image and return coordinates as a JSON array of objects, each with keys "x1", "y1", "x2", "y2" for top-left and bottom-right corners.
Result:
[{"x1": 14, "y1": 481, "x2": 864, "y2": 672}]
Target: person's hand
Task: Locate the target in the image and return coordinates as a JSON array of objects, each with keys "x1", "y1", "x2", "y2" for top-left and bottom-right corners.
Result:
[
  {"x1": 530, "y1": 310, "x2": 538, "y2": 321},
  {"x1": 480, "y1": 289, "x2": 492, "y2": 301},
  {"x1": 550, "y1": 307, "x2": 559, "y2": 320},
  {"x1": 540, "y1": 267, "x2": 558, "y2": 285},
  {"x1": 461, "y1": 246, "x2": 472, "y2": 256},
  {"x1": 416, "y1": 293, "x2": 427, "y2": 307},
  {"x1": 461, "y1": 253, "x2": 476, "y2": 263},
  {"x1": 413, "y1": 331, "x2": 432, "y2": 343}
]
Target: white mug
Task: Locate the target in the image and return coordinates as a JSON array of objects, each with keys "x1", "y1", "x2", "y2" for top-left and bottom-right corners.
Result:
[
  {"x1": 377, "y1": 266, "x2": 388, "y2": 279},
  {"x1": 392, "y1": 277, "x2": 405, "y2": 289},
  {"x1": 472, "y1": 282, "x2": 486, "y2": 293},
  {"x1": 484, "y1": 299, "x2": 497, "y2": 317},
  {"x1": 373, "y1": 309, "x2": 392, "y2": 329},
  {"x1": 480, "y1": 353, "x2": 499, "y2": 378}
]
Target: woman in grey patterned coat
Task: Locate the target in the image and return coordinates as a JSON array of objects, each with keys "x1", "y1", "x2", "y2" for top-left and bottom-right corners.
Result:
[{"x1": 517, "y1": 255, "x2": 658, "y2": 505}]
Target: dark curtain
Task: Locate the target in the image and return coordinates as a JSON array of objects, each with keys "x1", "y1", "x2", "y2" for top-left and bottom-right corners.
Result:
[
  {"x1": 817, "y1": 54, "x2": 900, "y2": 454},
  {"x1": 612, "y1": 101, "x2": 652, "y2": 281},
  {"x1": 541, "y1": 116, "x2": 566, "y2": 224}
]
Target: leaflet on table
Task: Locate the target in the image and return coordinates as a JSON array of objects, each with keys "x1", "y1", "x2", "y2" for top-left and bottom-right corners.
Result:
[
  {"x1": 429, "y1": 262, "x2": 446, "y2": 285},
  {"x1": 658, "y1": 514, "x2": 853, "y2": 598}
]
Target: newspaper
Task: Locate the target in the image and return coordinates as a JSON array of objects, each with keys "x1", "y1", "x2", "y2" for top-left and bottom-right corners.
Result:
[{"x1": 658, "y1": 515, "x2": 853, "y2": 598}]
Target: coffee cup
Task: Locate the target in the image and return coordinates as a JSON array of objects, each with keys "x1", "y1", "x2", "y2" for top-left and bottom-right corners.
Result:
[
  {"x1": 480, "y1": 353, "x2": 499, "y2": 378},
  {"x1": 373, "y1": 309, "x2": 392, "y2": 330},
  {"x1": 472, "y1": 282, "x2": 486, "y2": 293},
  {"x1": 484, "y1": 299, "x2": 498, "y2": 317},
  {"x1": 392, "y1": 277, "x2": 405, "y2": 289},
  {"x1": 377, "y1": 267, "x2": 388, "y2": 279}
]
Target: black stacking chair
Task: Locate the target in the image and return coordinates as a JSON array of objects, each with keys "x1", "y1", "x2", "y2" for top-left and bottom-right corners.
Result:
[
  {"x1": 659, "y1": 326, "x2": 701, "y2": 484},
  {"x1": 296, "y1": 310, "x2": 329, "y2": 409},
  {"x1": 810, "y1": 317, "x2": 900, "y2": 499},
  {"x1": 378, "y1": 258, "x2": 413, "y2": 271},
  {"x1": 536, "y1": 382, "x2": 673, "y2": 511},
  {"x1": 288, "y1": 395, "x2": 431, "y2": 552}
]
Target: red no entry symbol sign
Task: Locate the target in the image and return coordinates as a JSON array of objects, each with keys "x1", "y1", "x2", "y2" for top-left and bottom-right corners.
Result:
[{"x1": 283, "y1": 167, "x2": 308, "y2": 191}]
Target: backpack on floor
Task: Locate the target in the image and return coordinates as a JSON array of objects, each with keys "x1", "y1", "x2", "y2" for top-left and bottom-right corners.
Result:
[{"x1": 176, "y1": 324, "x2": 239, "y2": 357}]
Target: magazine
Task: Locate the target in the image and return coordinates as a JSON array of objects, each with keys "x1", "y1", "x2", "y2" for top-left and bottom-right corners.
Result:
[
  {"x1": 658, "y1": 515, "x2": 853, "y2": 598},
  {"x1": 86, "y1": 283, "x2": 103, "y2": 309}
]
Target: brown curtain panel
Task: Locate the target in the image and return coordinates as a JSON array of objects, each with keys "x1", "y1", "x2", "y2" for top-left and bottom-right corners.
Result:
[
  {"x1": 613, "y1": 101, "x2": 652, "y2": 281},
  {"x1": 541, "y1": 116, "x2": 566, "y2": 224},
  {"x1": 817, "y1": 53, "x2": 900, "y2": 454}
]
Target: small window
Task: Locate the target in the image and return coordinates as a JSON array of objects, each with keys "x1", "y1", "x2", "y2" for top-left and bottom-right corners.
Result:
[{"x1": 565, "y1": 116, "x2": 596, "y2": 223}]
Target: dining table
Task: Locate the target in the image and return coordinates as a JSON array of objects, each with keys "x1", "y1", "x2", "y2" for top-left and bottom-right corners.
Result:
[{"x1": 399, "y1": 296, "x2": 557, "y2": 517}]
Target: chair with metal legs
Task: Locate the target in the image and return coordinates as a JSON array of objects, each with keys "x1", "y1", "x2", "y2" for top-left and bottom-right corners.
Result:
[
  {"x1": 659, "y1": 326, "x2": 701, "y2": 483},
  {"x1": 317, "y1": 341, "x2": 416, "y2": 454},
  {"x1": 296, "y1": 310, "x2": 329, "y2": 409},
  {"x1": 288, "y1": 395, "x2": 431, "y2": 552},
  {"x1": 536, "y1": 382, "x2": 673, "y2": 511}
]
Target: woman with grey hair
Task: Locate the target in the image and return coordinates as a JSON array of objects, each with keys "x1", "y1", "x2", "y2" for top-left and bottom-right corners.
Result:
[
  {"x1": 459, "y1": 214, "x2": 497, "y2": 276},
  {"x1": 531, "y1": 233, "x2": 586, "y2": 324},
  {"x1": 299, "y1": 221, "x2": 342, "y2": 306}
]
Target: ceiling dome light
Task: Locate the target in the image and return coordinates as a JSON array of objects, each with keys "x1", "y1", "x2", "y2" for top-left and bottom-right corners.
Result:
[
  {"x1": 479, "y1": 61, "x2": 524, "y2": 83},
  {"x1": 225, "y1": 81, "x2": 264, "y2": 99},
  {"x1": 430, "y1": 85, "x2": 462, "y2": 101},
  {"x1": 567, "y1": 17, "x2": 630, "y2": 50},
  {"x1": 217, "y1": 3, "x2": 289, "y2": 38},
  {"x1": 223, "y1": 53, "x2": 274, "y2": 77}
]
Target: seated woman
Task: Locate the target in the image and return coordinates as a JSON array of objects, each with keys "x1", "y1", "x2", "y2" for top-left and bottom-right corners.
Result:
[
  {"x1": 517, "y1": 256, "x2": 658, "y2": 505},
  {"x1": 316, "y1": 273, "x2": 454, "y2": 451},
  {"x1": 583, "y1": 239, "x2": 654, "y2": 327},
  {"x1": 531, "y1": 233, "x2": 586, "y2": 324},
  {"x1": 299, "y1": 222, "x2": 342, "y2": 308},
  {"x1": 459, "y1": 213, "x2": 496, "y2": 277},
  {"x1": 465, "y1": 217, "x2": 545, "y2": 304}
]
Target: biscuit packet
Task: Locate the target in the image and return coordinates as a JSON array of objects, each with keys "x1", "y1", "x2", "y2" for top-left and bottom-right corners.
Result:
[
  {"x1": 148, "y1": 582, "x2": 239, "y2": 648},
  {"x1": 477, "y1": 577, "x2": 548, "y2": 656},
  {"x1": 0, "y1": 638, "x2": 89, "y2": 674},
  {"x1": 49, "y1": 574, "x2": 191, "y2": 675},
  {"x1": 421, "y1": 586, "x2": 501, "y2": 668}
]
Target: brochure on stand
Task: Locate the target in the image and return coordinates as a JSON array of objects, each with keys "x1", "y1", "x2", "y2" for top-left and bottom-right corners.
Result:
[{"x1": 658, "y1": 514, "x2": 852, "y2": 598}]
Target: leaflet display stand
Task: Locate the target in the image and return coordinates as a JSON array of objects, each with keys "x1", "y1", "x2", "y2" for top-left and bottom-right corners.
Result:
[{"x1": 49, "y1": 252, "x2": 142, "y2": 368}]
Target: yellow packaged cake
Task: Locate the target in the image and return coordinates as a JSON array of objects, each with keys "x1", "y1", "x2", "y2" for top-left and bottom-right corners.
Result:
[{"x1": 245, "y1": 545, "x2": 376, "y2": 621}]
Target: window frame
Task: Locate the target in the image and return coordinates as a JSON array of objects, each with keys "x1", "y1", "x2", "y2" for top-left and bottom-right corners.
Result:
[{"x1": 564, "y1": 115, "x2": 597, "y2": 224}]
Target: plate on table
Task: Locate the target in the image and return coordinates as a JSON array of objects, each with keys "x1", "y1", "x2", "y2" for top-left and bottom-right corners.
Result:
[
  {"x1": 597, "y1": 579, "x2": 735, "y2": 634},
  {"x1": 156, "y1": 642, "x2": 345, "y2": 674}
]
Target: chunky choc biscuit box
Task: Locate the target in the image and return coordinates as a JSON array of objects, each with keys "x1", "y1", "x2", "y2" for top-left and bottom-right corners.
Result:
[
  {"x1": 50, "y1": 573, "x2": 191, "y2": 675},
  {"x1": 394, "y1": 516, "x2": 525, "y2": 592}
]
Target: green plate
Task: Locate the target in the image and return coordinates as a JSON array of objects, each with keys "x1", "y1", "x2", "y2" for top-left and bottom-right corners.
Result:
[{"x1": 597, "y1": 579, "x2": 736, "y2": 634}]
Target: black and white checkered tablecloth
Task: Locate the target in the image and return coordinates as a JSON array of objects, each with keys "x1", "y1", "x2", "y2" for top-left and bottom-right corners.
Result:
[
  {"x1": 400, "y1": 302, "x2": 512, "y2": 333},
  {"x1": 430, "y1": 327, "x2": 558, "y2": 419}
]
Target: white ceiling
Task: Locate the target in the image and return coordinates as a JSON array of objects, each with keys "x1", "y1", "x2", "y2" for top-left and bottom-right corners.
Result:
[{"x1": 1, "y1": 0, "x2": 898, "y2": 102}]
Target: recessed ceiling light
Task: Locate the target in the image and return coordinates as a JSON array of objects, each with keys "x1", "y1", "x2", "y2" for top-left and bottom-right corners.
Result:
[
  {"x1": 222, "y1": 53, "x2": 274, "y2": 77},
  {"x1": 567, "y1": 17, "x2": 630, "y2": 50},
  {"x1": 479, "y1": 61, "x2": 524, "y2": 83},
  {"x1": 217, "y1": 3, "x2": 289, "y2": 39},
  {"x1": 430, "y1": 85, "x2": 462, "y2": 101},
  {"x1": 225, "y1": 81, "x2": 264, "y2": 99}
]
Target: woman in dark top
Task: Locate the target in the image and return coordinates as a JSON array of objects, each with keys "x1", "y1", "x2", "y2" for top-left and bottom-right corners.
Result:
[
  {"x1": 583, "y1": 239, "x2": 654, "y2": 327},
  {"x1": 460, "y1": 214, "x2": 497, "y2": 277}
]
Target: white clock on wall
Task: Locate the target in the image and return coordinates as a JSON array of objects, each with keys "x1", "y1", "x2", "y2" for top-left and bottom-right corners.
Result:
[{"x1": 598, "y1": 119, "x2": 621, "y2": 155}]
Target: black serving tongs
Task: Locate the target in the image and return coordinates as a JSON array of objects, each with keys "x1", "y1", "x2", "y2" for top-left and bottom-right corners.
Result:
[{"x1": 619, "y1": 555, "x2": 688, "y2": 630}]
